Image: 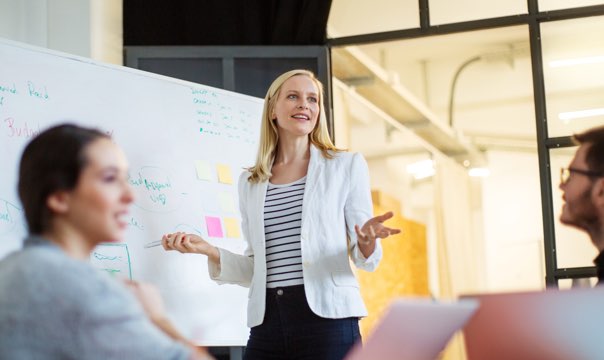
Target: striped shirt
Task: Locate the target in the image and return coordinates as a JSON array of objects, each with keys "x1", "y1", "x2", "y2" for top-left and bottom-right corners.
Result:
[{"x1": 264, "y1": 176, "x2": 306, "y2": 288}]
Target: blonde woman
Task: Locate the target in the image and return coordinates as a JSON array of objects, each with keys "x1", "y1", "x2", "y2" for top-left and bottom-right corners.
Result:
[{"x1": 163, "y1": 70, "x2": 400, "y2": 359}]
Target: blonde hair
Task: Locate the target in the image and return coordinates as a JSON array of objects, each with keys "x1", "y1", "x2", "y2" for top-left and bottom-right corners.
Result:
[{"x1": 247, "y1": 69, "x2": 342, "y2": 183}]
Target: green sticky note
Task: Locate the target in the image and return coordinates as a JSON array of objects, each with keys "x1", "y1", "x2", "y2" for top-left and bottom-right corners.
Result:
[{"x1": 195, "y1": 160, "x2": 212, "y2": 181}]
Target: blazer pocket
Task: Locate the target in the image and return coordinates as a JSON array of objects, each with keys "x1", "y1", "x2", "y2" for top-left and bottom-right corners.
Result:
[{"x1": 331, "y1": 270, "x2": 359, "y2": 288}]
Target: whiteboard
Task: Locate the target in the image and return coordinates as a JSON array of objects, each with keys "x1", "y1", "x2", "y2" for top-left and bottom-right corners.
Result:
[{"x1": 0, "y1": 38, "x2": 263, "y2": 346}]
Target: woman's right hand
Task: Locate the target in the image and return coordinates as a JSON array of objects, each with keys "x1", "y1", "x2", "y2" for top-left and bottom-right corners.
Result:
[
  {"x1": 123, "y1": 280, "x2": 167, "y2": 321},
  {"x1": 162, "y1": 232, "x2": 212, "y2": 255},
  {"x1": 124, "y1": 280, "x2": 216, "y2": 359}
]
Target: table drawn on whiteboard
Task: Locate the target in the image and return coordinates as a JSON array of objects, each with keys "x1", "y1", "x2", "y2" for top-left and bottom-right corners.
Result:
[
  {"x1": 91, "y1": 243, "x2": 132, "y2": 279},
  {"x1": 128, "y1": 166, "x2": 185, "y2": 212},
  {"x1": 0, "y1": 199, "x2": 24, "y2": 235}
]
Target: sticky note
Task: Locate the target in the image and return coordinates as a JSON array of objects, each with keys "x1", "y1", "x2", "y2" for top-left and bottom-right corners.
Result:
[
  {"x1": 217, "y1": 164, "x2": 233, "y2": 184},
  {"x1": 218, "y1": 192, "x2": 236, "y2": 213},
  {"x1": 224, "y1": 217, "x2": 240, "y2": 238},
  {"x1": 205, "y1": 216, "x2": 223, "y2": 238},
  {"x1": 195, "y1": 160, "x2": 212, "y2": 181}
]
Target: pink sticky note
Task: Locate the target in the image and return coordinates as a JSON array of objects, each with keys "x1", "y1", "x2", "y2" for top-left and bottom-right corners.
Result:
[{"x1": 205, "y1": 216, "x2": 223, "y2": 238}]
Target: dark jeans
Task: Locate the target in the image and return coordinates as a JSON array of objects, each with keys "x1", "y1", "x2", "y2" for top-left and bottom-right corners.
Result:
[{"x1": 243, "y1": 285, "x2": 361, "y2": 360}]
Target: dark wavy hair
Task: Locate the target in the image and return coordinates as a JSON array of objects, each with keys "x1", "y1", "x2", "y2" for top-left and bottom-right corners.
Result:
[
  {"x1": 18, "y1": 124, "x2": 109, "y2": 234},
  {"x1": 573, "y1": 125, "x2": 604, "y2": 175}
]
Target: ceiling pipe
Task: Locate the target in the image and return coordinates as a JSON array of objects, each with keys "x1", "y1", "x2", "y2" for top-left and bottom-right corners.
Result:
[{"x1": 448, "y1": 55, "x2": 482, "y2": 128}]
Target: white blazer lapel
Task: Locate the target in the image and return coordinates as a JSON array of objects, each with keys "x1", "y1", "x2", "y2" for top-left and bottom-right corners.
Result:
[
  {"x1": 301, "y1": 145, "x2": 325, "y2": 232},
  {"x1": 252, "y1": 180, "x2": 268, "y2": 248}
]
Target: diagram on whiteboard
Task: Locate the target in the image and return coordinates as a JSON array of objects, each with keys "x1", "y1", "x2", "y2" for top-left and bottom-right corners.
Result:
[
  {"x1": 0, "y1": 198, "x2": 25, "y2": 235},
  {"x1": 91, "y1": 243, "x2": 132, "y2": 280},
  {"x1": 128, "y1": 166, "x2": 185, "y2": 212}
]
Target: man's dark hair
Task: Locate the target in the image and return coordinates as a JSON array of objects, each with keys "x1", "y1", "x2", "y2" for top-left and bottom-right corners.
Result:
[{"x1": 573, "y1": 125, "x2": 604, "y2": 175}]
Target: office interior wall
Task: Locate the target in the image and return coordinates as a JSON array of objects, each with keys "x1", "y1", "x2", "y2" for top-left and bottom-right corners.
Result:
[
  {"x1": 4, "y1": 3, "x2": 603, "y2": 359},
  {"x1": 0, "y1": 0, "x2": 121, "y2": 64},
  {"x1": 332, "y1": 27, "x2": 549, "y2": 296},
  {"x1": 0, "y1": 0, "x2": 48, "y2": 47},
  {"x1": 330, "y1": 4, "x2": 604, "y2": 292},
  {"x1": 2, "y1": 0, "x2": 601, "y2": 308},
  {"x1": 482, "y1": 151, "x2": 545, "y2": 291}
]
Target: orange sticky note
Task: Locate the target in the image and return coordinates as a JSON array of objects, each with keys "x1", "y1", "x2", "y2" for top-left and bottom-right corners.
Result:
[
  {"x1": 217, "y1": 164, "x2": 233, "y2": 184},
  {"x1": 223, "y1": 217, "x2": 240, "y2": 238}
]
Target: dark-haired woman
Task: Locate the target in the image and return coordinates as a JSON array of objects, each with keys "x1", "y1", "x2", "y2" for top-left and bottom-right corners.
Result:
[{"x1": 0, "y1": 124, "x2": 212, "y2": 360}]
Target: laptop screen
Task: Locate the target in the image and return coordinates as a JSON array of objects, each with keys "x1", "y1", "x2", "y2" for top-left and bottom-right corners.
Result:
[
  {"x1": 462, "y1": 287, "x2": 604, "y2": 360},
  {"x1": 347, "y1": 298, "x2": 478, "y2": 360}
]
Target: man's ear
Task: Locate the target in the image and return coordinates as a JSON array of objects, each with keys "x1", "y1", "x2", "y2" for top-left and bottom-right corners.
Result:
[
  {"x1": 46, "y1": 191, "x2": 70, "y2": 214},
  {"x1": 593, "y1": 178, "x2": 604, "y2": 207}
]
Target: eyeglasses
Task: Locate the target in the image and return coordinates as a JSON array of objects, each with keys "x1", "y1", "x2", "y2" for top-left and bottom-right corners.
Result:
[{"x1": 560, "y1": 167, "x2": 604, "y2": 185}]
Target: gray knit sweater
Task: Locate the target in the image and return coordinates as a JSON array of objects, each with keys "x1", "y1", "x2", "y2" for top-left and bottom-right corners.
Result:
[{"x1": 0, "y1": 235, "x2": 190, "y2": 360}]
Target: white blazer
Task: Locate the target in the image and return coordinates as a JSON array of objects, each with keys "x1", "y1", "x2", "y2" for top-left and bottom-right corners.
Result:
[{"x1": 209, "y1": 145, "x2": 382, "y2": 328}]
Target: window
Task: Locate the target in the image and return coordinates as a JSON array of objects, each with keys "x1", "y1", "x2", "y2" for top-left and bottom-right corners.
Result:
[
  {"x1": 542, "y1": 16, "x2": 604, "y2": 137},
  {"x1": 327, "y1": 0, "x2": 418, "y2": 37},
  {"x1": 430, "y1": 0, "x2": 526, "y2": 25}
]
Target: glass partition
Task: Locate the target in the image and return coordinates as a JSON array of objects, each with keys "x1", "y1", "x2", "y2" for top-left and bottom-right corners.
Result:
[
  {"x1": 540, "y1": 0, "x2": 604, "y2": 11},
  {"x1": 549, "y1": 146, "x2": 599, "y2": 268},
  {"x1": 332, "y1": 25, "x2": 545, "y2": 293},
  {"x1": 542, "y1": 16, "x2": 604, "y2": 137}
]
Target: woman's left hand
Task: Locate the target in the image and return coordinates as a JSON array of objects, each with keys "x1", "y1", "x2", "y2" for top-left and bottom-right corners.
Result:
[{"x1": 355, "y1": 211, "x2": 401, "y2": 257}]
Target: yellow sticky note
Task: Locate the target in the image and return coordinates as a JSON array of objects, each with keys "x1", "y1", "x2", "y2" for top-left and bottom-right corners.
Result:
[
  {"x1": 224, "y1": 217, "x2": 241, "y2": 238},
  {"x1": 195, "y1": 160, "x2": 212, "y2": 181},
  {"x1": 218, "y1": 192, "x2": 236, "y2": 213},
  {"x1": 217, "y1": 164, "x2": 233, "y2": 184}
]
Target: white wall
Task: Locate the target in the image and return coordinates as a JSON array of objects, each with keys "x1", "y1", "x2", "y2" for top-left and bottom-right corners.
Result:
[
  {"x1": 0, "y1": 0, "x2": 122, "y2": 64},
  {"x1": 481, "y1": 150, "x2": 545, "y2": 291},
  {"x1": 46, "y1": 0, "x2": 92, "y2": 57},
  {"x1": 0, "y1": 0, "x2": 48, "y2": 47},
  {"x1": 6, "y1": 0, "x2": 595, "y2": 294}
]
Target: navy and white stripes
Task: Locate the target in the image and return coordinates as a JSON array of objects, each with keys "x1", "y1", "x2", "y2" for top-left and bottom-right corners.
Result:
[{"x1": 264, "y1": 176, "x2": 306, "y2": 288}]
